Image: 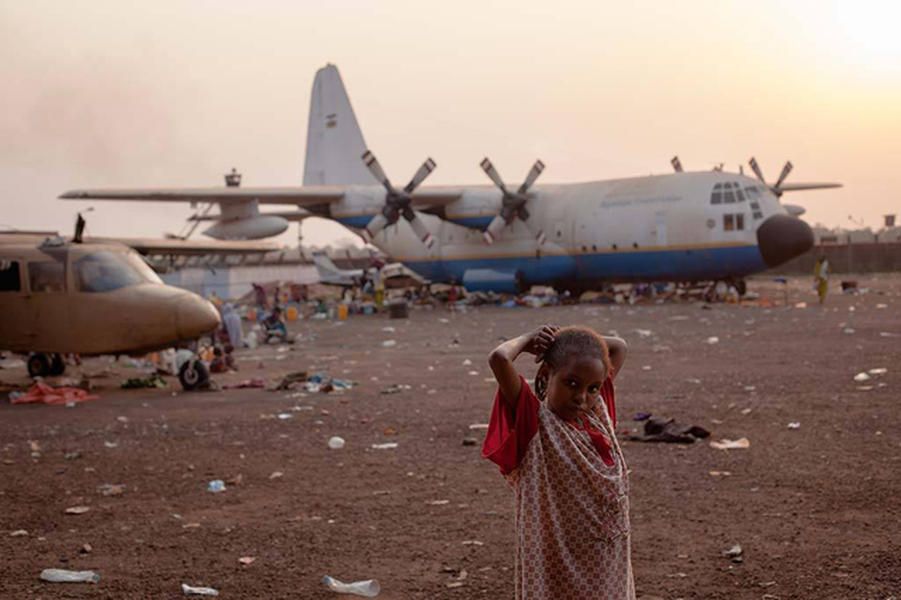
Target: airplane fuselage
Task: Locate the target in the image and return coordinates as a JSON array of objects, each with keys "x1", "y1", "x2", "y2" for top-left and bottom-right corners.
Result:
[{"x1": 323, "y1": 170, "x2": 811, "y2": 291}]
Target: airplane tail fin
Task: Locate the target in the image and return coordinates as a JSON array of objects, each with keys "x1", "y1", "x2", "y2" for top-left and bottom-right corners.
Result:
[
  {"x1": 303, "y1": 65, "x2": 375, "y2": 185},
  {"x1": 311, "y1": 251, "x2": 342, "y2": 277}
]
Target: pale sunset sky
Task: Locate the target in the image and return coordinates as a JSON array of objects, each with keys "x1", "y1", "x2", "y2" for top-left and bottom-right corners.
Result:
[{"x1": 2, "y1": 1, "x2": 899, "y2": 247}]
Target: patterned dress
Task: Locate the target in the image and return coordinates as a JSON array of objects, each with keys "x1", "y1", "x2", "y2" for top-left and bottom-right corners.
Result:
[{"x1": 482, "y1": 377, "x2": 635, "y2": 600}]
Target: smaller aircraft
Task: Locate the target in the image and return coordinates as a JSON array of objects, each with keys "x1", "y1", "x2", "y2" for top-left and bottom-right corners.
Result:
[
  {"x1": 0, "y1": 216, "x2": 276, "y2": 389},
  {"x1": 312, "y1": 251, "x2": 428, "y2": 290},
  {"x1": 312, "y1": 251, "x2": 365, "y2": 288}
]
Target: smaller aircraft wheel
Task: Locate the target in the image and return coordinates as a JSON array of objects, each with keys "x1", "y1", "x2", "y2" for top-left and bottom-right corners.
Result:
[
  {"x1": 178, "y1": 359, "x2": 210, "y2": 391},
  {"x1": 734, "y1": 279, "x2": 747, "y2": 297},
  {"x1": 49, "y1": 354, "x2": 66, "y2": 376},
  {"x1": 27, "y1": 353, "x2": 51, "y2": 378}
]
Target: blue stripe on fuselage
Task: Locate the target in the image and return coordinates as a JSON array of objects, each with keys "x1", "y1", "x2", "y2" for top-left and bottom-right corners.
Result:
[
  {"x1": 334, "y1": 216, "x2": 374, "y2": 229},
  {"x1": 445, "y1": 216, "x2": 493, "y2": 229},
  {"x1": 400, "y1": 245, "x2": 767, "y2": 287}
]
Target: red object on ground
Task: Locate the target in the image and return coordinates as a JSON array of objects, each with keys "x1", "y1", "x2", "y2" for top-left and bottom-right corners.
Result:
[{"x1": 10, "y1": 382, "x2": 99, "y2": 406}]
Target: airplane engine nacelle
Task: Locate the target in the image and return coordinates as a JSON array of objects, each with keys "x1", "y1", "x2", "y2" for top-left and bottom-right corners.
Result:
[
  {"x1": 462, "y1": 268, "x2": 524, "y2": 294},
  {"x1": 203, "y1": 216, "x2": 289, "y2": 240}
]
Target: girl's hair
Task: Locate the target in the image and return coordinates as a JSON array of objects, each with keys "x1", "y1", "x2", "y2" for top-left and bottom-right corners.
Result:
[{"x1": 535, "y1": 326, "x2": 611, "y2": 401}]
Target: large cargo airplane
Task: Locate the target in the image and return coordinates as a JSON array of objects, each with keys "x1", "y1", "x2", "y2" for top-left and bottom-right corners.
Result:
[{"x1": 62, "y1": 65, "x2": 840, "y2": 293}]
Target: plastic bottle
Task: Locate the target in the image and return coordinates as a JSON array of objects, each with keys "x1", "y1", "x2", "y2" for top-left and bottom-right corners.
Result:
[
  {"x1": 40, "y1": 569, "x2": 100, "y2": 583},
  {"x1": 327, "y1": 436, "x2": 345, "y2": 450},
  {"x1": 207, "y1": 480, "x2": 226, "y2": 493}
]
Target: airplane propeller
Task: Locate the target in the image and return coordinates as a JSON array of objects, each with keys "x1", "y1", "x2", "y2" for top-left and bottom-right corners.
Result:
[
  {"x1": 360, "y1": 150, "x2": 436, "y2": 248},
  {"x1": 480, "y1": 158, "x2": 547, "y2": 245},
  {"x1": 748, "y1": 157, "x2": 793, "y2": 198}
]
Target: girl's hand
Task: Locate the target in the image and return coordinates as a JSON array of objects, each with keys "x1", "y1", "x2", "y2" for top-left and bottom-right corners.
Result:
[{"x1": 525, "y1": 324, "x2": 558, "y2": 362}]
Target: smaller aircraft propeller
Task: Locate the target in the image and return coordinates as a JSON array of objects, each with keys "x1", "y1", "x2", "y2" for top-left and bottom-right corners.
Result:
[
  {"x1": 748, "y1": 157, "x2": 793, "y2": 198},
  {"x1": 360, "y1": 150, "x2": 436, "y2": 248},
  {"x1": 671, "y1": 156, "x2": 683, "y2": 173},
  {"x1": 480, "y1": 158, "x2": 547, "y2": 245}
]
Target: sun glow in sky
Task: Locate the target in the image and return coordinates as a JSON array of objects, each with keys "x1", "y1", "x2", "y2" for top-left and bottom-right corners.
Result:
[{"x1": 1, "y1": 0, "x2": 899, "y2": 247}]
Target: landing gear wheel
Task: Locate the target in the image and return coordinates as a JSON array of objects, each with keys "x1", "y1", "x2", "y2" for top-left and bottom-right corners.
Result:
[
  {"x1": 178, "y1": 359, "x2": 210, "y2": 391},
  {"x1": 27, "y1": 353, "x2": 51, "y2": 378},
  {"x1": 733, "y1": 279, "x2": 747, "y2": 297},
  {"x1": 49, "y1": 354, "x2": 66, "y2": 376}
]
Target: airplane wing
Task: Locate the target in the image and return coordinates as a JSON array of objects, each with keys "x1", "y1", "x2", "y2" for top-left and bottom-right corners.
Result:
[
  {"x1": 60, "y1": 186, "x2": 345, "y2": 207},
  {"x1": 777, "y1": 182, "x2": 843, "y2": 193},
  {"x1": 90, "y1": 237, "x2": 281, "y2": 256},
  {"x1": 61, "y1": 185, "x2": 464, "y2": 209}
]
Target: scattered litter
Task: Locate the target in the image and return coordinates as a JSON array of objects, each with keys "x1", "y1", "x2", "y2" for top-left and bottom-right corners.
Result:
[
  {"x1": 723, "y1": 544, "x2": 743, "y2": 563},
  {"x1": 461, "y1": 540, "x2": 484, "y2": 546},
  {"x1": 468, "y1": 370, "x2": 479, "y2": 376},
  {"x1": 121, "y1": 374, "x2": 167, "y2": 389},
  {"x1": 794, "y1": 302, "x2": 807, "y2": 309},
  {"x1": 468, "y1": 423, "x2": 489, "y2": 430},
  {"x1": 426, "y1": 499, "x2": 450, "y2": 505},
  {"x1": 879, "y1": 331, "x2": 900, "y2": 338},
  {"x1": 10, "y1": 383, "x2": 98, "y2": 406},
  {"x1": 740, "y1": 408, "x2": 752, "y2": 415},
  {"x1": 633, "y1": 412, "x2": 652, "y2": 421},
  {"x1": 706, "y1": 336, "x2": 720, "y2": 345},
  {"x1": 223, "y1": 378, "x2": 266, "y2": 389},
  {"x1": 10, "y1": 529, "x2": 28, "y2": 537},
  {"x1": 629, "y1": 416, "x2": 710, "y2": 444},
  {"x1": 322, "y1": 575, "x2": 380, "y2": 597},
  {"x1": 277, "y1": 413, "x2": 293, "y2": 420},
  {"x1": 207, "y1": 480, "x2": 226, "y2": 493},
  {"x1": 274, "y1": 371, "x2": 307, "y2": 391},
  {"x1": 182, "y1": 583, "x2": 220, "y2": 596},
  {"x1": 64, "y1": 506, "x2": 90, "y2": 515},
  {"x1": 269, "y1": 471, "x2": 284, "y2": 480},
  {"x1": 462, "y1": 359, "x2": 472, "y2": 366},
  {"x1": 381, "y1": 340, "x2": 397, "y2": 348},
  {"x1": 98, "y1": 483, "x2": 125, "y2": 497},
  {"x1": 708, "y1": 471, "x2": 731, "y2": 477},
  {"x1": 876, "y1": 303, "x2": 888, "y2": 309},
  {"x1": 868, "y1": 368, "x2": 888, "y2": 376},
  {"x1": 462, "y1": 438, "x2": 477, "y2": 446},
  {"x1": 238, "y1": 556, "x2": 256, "y2": 566},
  {"x1": 80, "y1": 543, "x2": 92, "y2": 554},
  {"x1": 104, "y1": 441, "x2": 119, "y2": 449},
  {"x1": 371, "y1": 443, "x2": 398, "y2": 450},
  {"x1": 382, "y1": 326, "x2": 395, "y2": 333},
  {"x1": 787, "y1": 422, "x2": 801, "y2": 430},
  {"x1": 843, "y1": 328, "x2": 856, "y2": 335},
  {"x1": 853, "y1": 372, "x2": 871, "y2": 382},
  {"x1": 40, "y1": 569, "x2": 100, "y2": 584},
  {"x1": 328, "y1": 436, "x2": 346, "y2": 450},
  {"x1": 380, "y1": 384, "x2": 411, "y2": 395},
  {"x1": 709, "y1": 438, "x2": 751, "y2": 450}
]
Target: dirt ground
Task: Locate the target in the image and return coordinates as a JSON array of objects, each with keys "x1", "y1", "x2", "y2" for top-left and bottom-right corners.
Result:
[{"x1": 1, "y1": 275, "x2": 899, "y2": 599}]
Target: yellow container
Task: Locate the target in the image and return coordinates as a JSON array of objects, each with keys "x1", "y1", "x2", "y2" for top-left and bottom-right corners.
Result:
[
  {"x1": 337, "y1": 303, "x2": 349, "y2": 320},
  {"x1": 286, "y1": 306, "x2": 299, "y2": 321}
]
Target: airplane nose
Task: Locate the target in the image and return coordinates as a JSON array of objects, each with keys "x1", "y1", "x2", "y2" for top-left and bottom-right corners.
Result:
[
  {"x1": 176, "y1": 296, "x2": 221, "y2": 340},
  {"x1": 756, "y1": 214, "x2": 814, "y2": 268}
]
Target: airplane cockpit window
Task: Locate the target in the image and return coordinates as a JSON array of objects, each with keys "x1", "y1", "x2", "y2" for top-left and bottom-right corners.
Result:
[
  {"x1": 74, "y1": 251, "x2": 161, "y2": 293},
  {"x1": 711, "y1": 182, "x2": 746, "y2": 204},
  {"x1": 28, "y1": 261, "x2": 66, "y2": 293},
  {"x1": 0, "y1": 260, "x2": 21, "y2": 292}
]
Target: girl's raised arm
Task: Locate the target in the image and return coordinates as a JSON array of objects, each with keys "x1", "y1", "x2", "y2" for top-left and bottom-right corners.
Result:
[
  {"x1": 488, "y1": 325, "x2": 558, "y2": 406},
  {"x1": 603, "y1": 335, "x2": 628, "y2": 380}
]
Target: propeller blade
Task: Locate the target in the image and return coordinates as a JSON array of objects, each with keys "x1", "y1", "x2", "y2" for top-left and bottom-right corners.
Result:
[
  {"x1": 482, "y1": 214, "x2": 508, "y2": 245},
  {"x1": 748, "y1": 157, "x2": 766, "y2": 183},
  {"x1": 671, "y1": 156, "x2": 683, "y2": 173},
  {"x1": 480, "y1": 158, "x2": 509, "y2": 195},
  {"x1": 363, "y1": 212, "x2": 390, "y2": 242},
  {"x1": 774, "y1": 161, "x2": 793, "y2": 189},
  {"x1": 404, "y1": 211, "x2": 435, "y2": 248},
  {"x1": 517, "y1": 160, "x2": 545, "y2": 194},
  {"x1": 362, "y1": 150, "x2": 394, "y2": 194},
  {"x1": 403, "y1": 158, "x2": 437, "y2": 194}
]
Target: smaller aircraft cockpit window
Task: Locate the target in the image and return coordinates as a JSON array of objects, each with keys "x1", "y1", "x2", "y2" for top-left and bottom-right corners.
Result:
[
  {"x1": 0, "y1": 260, "x2": 21, "y2": 292},
  {"x1": 28, "y1": 261, "x2": 66, "y2": 293},
  {"x1": 75, "y1": 251, "x2": 161, "y2": 293}
]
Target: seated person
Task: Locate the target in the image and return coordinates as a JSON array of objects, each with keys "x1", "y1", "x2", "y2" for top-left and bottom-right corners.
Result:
[{"x1": 262, "y1": 308, "x2": 288, "y2": 342}]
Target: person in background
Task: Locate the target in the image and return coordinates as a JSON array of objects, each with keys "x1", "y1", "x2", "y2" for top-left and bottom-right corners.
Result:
[
  {"x1": 814, "y1": 255, "x2": 830, "y2": 305},
  {"x1": 263, "y1": 307, "x2": 288, "y2": 343},
  {"x1": 221, "y1": 303, "x2": 244, "y2": 348}
]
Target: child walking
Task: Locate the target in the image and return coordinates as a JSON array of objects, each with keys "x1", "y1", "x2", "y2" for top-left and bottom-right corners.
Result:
[{"x1": 483, "y1": 325, "x2": 633, "y2": 599}]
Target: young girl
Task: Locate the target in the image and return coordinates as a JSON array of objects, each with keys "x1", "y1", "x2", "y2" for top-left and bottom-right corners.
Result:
[{"x1": 483, "y1": 325, "x2": 633, "y2": 599}]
